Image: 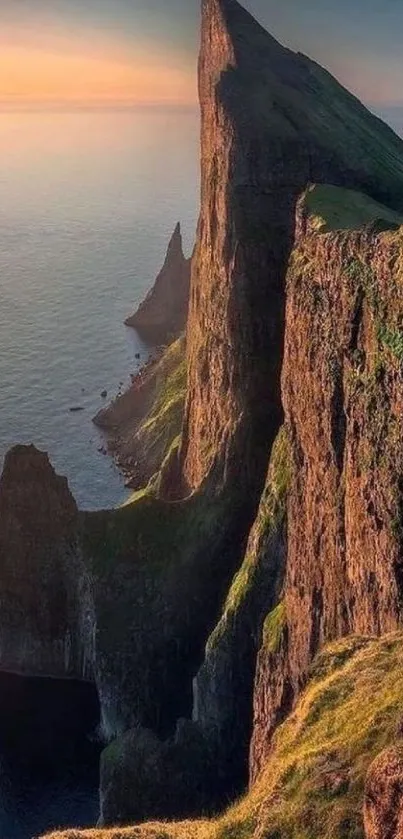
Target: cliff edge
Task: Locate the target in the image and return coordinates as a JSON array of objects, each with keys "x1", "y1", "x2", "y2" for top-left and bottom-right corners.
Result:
[{"x1": 4, "y1": 0, "x2": 403, "y2": 835}]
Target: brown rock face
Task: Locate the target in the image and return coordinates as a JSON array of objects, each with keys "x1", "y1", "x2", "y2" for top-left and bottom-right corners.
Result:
[
  {"x1": 125, "y1": 223, "x2": 191, "y2": 345},
  {"x1": 177, "y1": 0, "x2": 403, "y2": 506},
  {"x1": 191, "y1": 427, "x2": 289, "y2": 798},
  {"x1": 252, "y1": 221, "x2": 403, "y2": 778},
  {"x1": 364, "y1": 746, "x2": 403, "y2": 839},
  {"x1": 175, "y1": 0, "x2": 403, "y2": 785},
  {"x1": 0, "y1": 445, "x2": 90, "y2": 679}
]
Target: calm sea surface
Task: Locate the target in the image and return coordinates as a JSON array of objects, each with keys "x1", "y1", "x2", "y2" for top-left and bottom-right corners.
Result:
[{"x1": 0, "y1": 107, "x2": 199, "y2": 510}]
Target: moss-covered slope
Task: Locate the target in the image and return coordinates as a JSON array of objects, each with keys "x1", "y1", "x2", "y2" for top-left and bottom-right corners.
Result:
[
  {"x1": 94, "y1": 337, "x2": 186, "y2": 491},
  {"x1": 42, "y1": 632, "x2": 403, "y2": 839},
  {"x1": 303, "y1": 183, "x2": 403, "y2": 233},
  {"x1": 191, "y1": 427, "x2": 291, "y2": 798}
]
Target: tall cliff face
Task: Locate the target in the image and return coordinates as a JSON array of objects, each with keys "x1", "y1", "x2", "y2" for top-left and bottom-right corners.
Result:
[
  {"x1": 0, "y1": 442, "x2": 250, "y2": 775},
  {"x1": 252, "y1": 212, "x2": 403, "y2": 778},
  {"x1": 177, "y1": 0, "x2": 403, "y2": 796},
  {"x1": 0, "y1": 446, "x2": 92, "y2": 681},
  {"x1": 6, "y1": 2, "x2": 403, "y2": 834},
  {"x1": 178, "y1": 0, "x2": 403, "y2": 502}
]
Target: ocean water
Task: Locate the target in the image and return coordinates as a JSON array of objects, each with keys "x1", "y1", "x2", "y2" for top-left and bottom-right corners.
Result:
[
  {"x1": 0, "y1": 107, "x2": 199, "y2": 510},
  {"x1": 0, "y1": 105, "x2": 199, "y2": 838}
]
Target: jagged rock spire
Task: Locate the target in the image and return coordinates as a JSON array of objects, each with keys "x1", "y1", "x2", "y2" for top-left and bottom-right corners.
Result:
[{"x1": 125, "y1": 222, "x2": 191, "y2": 344}]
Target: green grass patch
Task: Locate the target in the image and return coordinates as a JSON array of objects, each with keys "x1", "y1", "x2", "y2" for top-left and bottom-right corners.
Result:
[
  {"x1": 303, "y1": 184, "x2": 403, "y2": 233},
  {"x1": 262, "y1": 602, "x2": 286, "y2": 654},
  {"x1": 211, "y1": 427, "x2": 291, "y2": 631},
  {"x1": 377, "y1": 323, "x2": 403, "y2": 362}
]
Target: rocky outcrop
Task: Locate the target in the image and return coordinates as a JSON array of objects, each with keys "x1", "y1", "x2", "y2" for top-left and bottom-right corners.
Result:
[
  {"x1": 100, "y1": 722, "x2": 216, "y2": 826},
  {"x1": 0, "y1": 443, "x2": 256, "y2": 822},
  {"x1": 364, "y1": 745, "x2": 403, "y2": 839},
  {"x1": 0, "y1": 445, "x2": 93, "y2": 681},
  {"x1": 94, "y1": 338, "x2": 186, "y2": 490},
  {"x1": 252, "y1": 210, "x2": 403, "y2": 778},
  {"x1": 125, "y1": 224, "x2": 191, "y2": 345}
]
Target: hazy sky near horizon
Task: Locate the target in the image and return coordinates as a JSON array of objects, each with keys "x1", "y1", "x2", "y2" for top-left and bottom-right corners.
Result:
[{"x1": 1, "y1": 0, "x2": 403, "y2": 106}]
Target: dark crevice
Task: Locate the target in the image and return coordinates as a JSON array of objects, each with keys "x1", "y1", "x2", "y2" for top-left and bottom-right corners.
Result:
[
  {"x1": 393, "y1": 477, "x2": 403, "y2": 613},
  {"x1": 309, "y1": 587, "x2": 324, "y2": 660},
  {"x1": 331, "y1": 363, "x2": 347, "y2": 474}
]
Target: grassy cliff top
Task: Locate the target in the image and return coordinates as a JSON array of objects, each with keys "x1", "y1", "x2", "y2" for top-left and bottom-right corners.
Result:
[
  {"x1": 303, "y1": 183, "x2": 403, "y2": 233},
  {"x1": 43, "y1": 631, "x2": 403, "y2": 839}
]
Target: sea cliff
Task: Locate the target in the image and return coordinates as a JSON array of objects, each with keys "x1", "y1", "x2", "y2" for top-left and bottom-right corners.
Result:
[{"x1": 1, "y1": 0, "x2": 403, "y2": 837}]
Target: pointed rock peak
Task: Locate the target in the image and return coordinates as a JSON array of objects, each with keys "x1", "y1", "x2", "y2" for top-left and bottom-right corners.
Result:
[
  {"x1": 166, "y1": 222, "x2": 184, "y2": 262},
  {"x1": 203, "y1": 0, "x2": 272, "y2": 37},
  {"x1": 198, "y1": 0, "x2": 403, "y2": 211},
  {"x1": 201, "y1": 0, "x2": 285, "y2": 75}
]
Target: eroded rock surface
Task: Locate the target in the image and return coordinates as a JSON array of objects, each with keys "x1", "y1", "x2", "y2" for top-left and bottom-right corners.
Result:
[
  {"x1": 100, "y1": 722, "x2": 216, "y2": 826},
  {"x1": 364, "y1": 745, "x2": 403, "y2": 839},
  {"x1": 191, "y1": 427, "x2": 289, "y2": 797},
  {"x1": 0, "y1": 445, "x2": 92, "y2": 681},
  {"x1": 252, "y1": 217, "x2": 403, "y2": 778}
]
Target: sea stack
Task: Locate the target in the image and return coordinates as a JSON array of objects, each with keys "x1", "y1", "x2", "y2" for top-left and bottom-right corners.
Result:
[{"x1": 125, "y1": 222, "x2": 191, "y2": 345}]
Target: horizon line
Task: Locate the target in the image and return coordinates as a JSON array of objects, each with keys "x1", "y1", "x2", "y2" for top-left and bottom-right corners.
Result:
[{"x1": 0, "y1": 99, "x2": 199, "y2": 113}]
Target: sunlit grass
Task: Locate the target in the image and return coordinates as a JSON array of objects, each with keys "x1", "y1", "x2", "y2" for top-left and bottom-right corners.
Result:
[{"x1": 43, "y1": 632, "x2": 403, "y2": 839}]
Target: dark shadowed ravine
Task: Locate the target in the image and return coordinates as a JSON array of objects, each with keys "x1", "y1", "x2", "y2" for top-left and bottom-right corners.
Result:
[{"x1": 0, "y1": 673, "x2": 101, "y2": 838}]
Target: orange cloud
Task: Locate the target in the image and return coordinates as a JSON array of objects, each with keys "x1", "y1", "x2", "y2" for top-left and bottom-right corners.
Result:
[{"x1": 0, "y1": 42, "x2": 196, "y2": 106}]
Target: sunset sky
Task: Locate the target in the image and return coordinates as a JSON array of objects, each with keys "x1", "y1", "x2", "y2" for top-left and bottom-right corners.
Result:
[{"x1": 0, "y1": 0, "x2": 402, "y2": 107}]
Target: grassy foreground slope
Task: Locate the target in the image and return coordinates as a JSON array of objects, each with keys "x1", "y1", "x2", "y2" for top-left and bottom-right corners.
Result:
[{"x1": 43, "y1": 632, "x2": 403, "y2": 839}]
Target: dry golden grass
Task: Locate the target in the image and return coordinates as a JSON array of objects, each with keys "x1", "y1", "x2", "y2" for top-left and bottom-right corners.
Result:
[
  {"x1": 41, "y1": 820, "x2": 212, "y2": 839},
  {"x1": 41, "y1": 632, "x2": 403, "y2": 839}
]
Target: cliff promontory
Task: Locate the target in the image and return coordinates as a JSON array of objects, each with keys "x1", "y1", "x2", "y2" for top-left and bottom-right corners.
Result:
[{"x1": 3, "y1": 0, "x2": 403, "y2": 837}]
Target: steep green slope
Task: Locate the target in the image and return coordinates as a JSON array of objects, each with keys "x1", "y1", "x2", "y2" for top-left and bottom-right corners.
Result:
[{"x1": 95, "y1": 337, "x2": 186, "y2": 492}]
